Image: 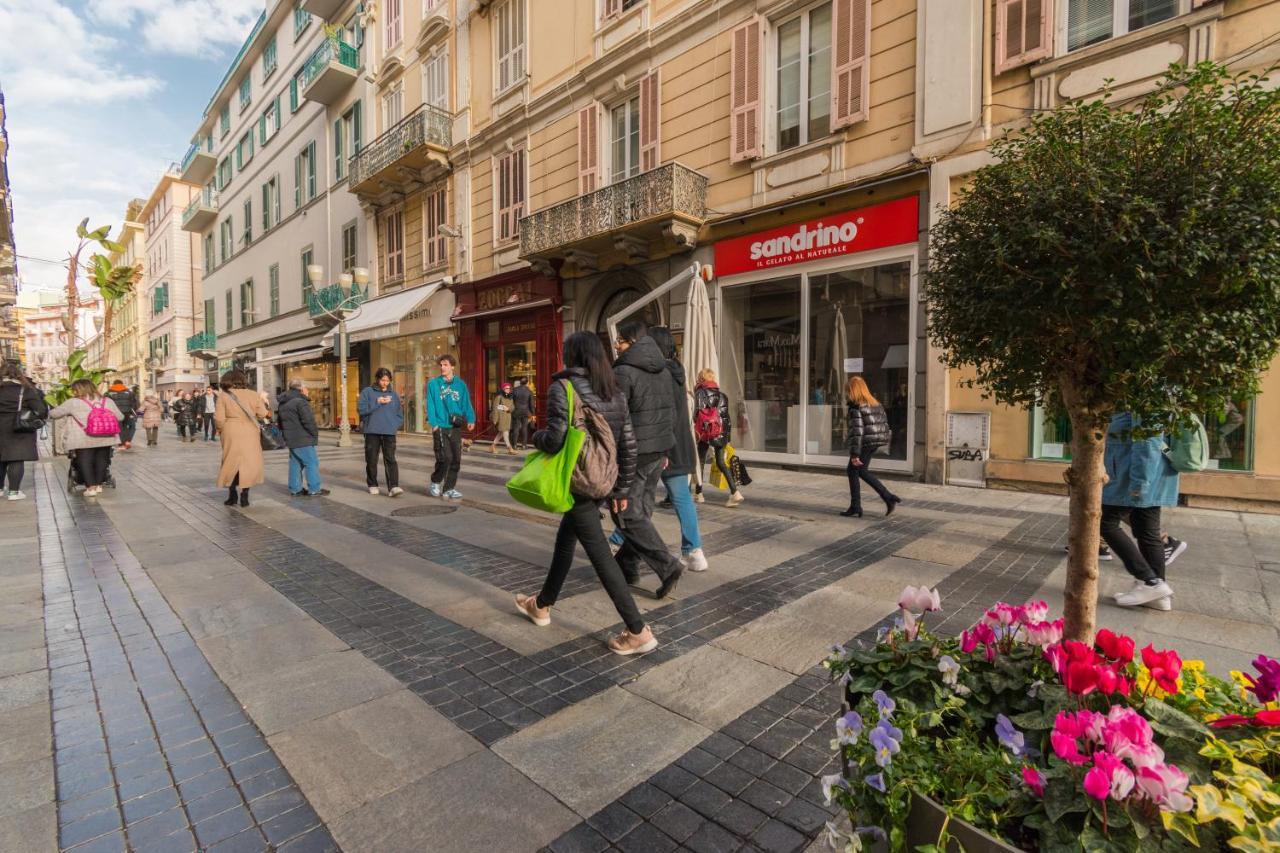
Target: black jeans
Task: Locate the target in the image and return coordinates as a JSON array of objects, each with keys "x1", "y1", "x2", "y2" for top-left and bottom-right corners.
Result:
[
  {"x1": 697, "y1": 442, "x2": 737, "y2": 493},
  {"x1": 119, "y1": 416, "x2": 137, "y2": 444},
  {"x1": 75, "y1": 447, "x2": 112, "y2": 487},
  {"x1": 364, "y1": 434, "x2": 399, "y2": 488},
  {"x1": 203, "y1": 414, "x2": 216, "y2": 439},
  {"x1": 538, "y1": 496, "x2": 645, "y2": 634},
  {"x1": 179, "y1": 422, "x2": 195, "y2": 441},
  {"x1": 2, "y1": 460, "x2": 24, "y2": 491},
  {"x1": 847, "y1": 449, "x2": 894, "y2": 511},
  {"x1": 432, "y1": 427, "x2": 462, "y2": 490},
  {"x1": 615, "y1": 453, "x2": 682, "y2": 582},
  {"x1": 1100, "y1": 504, "x2": 1165, "y2": 583},
  {"x1": 513, "y1": 412, "x2": 531, "y2": 447}
]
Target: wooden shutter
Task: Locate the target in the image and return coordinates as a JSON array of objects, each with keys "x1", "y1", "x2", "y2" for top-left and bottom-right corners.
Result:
[
  {"x1": 577, "y1": 103, "x2": 601, "y2": 193},
  {"x1": 385, "y1": 0, "x2": 401, "y2": 48},
  {"x1": 729, "y1": 16, "x2": 763, "y2": 163},
  {"x1": 832, "y1": 0, "x2": 871, "y2": 129},
  {"x1": 353, "y1": 101, "x2": 362, "y2": 153},
  {"x1": 639, "y1": 70, "x2": 660, "y2": 172},
  {"x1": 995, "y1": 0, "x2": 1053, "y2": 74},
  {"x1": 334, "y1": 118, "x2": 344, "y2": 179},
  {"x1": 602, "y1": 0, "x2": 622, "y2": 21}
]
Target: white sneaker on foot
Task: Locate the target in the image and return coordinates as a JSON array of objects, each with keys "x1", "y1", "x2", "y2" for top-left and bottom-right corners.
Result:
[
  {"x1": 693, "y1": 491, "x2": 704, "y2": 504},
  {"x1": 1114, "y1": 580, "x2": 1173, "y2": 608},
  {"x1": 368, "y1": 486, "x2": 380, "y2": 495},
  {"x1": 684, "y1": 548, "x2": 708, "y2": 572},
  {"x1": 6, "y1": 490, "x2": 25, "y2": 501},
  {"x1": 429, "y1": 483, "x2": 442, "y2": 498},
  {"x1": 1142, "y1": 596, "x2": 1172, "y2": 611},
  {"x1": 726, "y1": 492, "x2": 744, "y2": 508},
  {"x1": 389, "y1": 487, "x2": 404, "y2": 497}
]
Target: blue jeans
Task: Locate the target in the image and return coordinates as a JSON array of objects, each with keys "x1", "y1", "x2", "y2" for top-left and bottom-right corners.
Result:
[
  {"x1": 609, "y1": 474, "x2": 702, "y2": 556},
  {"x1": 288, "y1": 446, "x2": 322, "y2": 494}
]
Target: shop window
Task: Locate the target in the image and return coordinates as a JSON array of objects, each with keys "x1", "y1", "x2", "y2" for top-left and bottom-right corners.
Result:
[
  {"x1": 721, "y1": 277, "x2": 803, "y2": 454},
  {"x1": 774, "y1": 2, "x2": 832, "y2": 153},
  {"x1": 609, "y1": 96, "x2": 641, "y2": 184},
  {"x1": 1064, "y1": 0, "x2": 1183, "y2": 53},
  {"x1": 495, "y1": 0, "x2": 527, "y2": 94}
]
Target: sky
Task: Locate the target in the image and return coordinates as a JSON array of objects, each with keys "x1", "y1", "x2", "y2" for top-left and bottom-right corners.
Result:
[{"x1": 0, "y1": 0, "x2": 266, "y2": 292}]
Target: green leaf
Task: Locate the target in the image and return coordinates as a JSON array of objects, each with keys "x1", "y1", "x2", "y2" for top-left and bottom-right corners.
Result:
[
  {"x1": 75, "y1": 218, "x2": 89, "y2": 238},
  {"x1": 1043, "y1": 779, "x2": 1088, "y2": 823},
  {"x1": 66, "y1": 350, "x2": 86, "y2": 372},
  {"x1": 1144, "y1": 699, "x2": 1209, "y2": 742},
  {"x1": 1194, "y1": 783, "x2": 1248, "y2": 832},
  {"x1": 1161, "y1": 810, "x2": 1200, "y2": 848}
]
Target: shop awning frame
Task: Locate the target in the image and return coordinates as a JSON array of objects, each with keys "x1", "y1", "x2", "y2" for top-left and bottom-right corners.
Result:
[
  {"x1": 606, "y1": 261, "x2": 703, "y2": 344},
  {"x1": 450, "y1": 298, "x2": 554, "y2": 323},
  {"x1": 251, "y1": 346, "x2": 328, "y2": 368},
  {"x1": 321, "y1": 283, "x2": 443, "y2": 346}
]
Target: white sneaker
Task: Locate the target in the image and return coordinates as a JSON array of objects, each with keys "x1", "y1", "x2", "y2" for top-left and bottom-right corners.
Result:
[
  {"x1": 6, "y1": 490, "x2": 24, "y2": 501},
  {"x1": 1164, "y1": 538, "x2": 1187, "y2": 566},
  {"x1": 1114, "y1": 580, "x2": 1173, "y2": 608},
  {"x1": 429, "y1": 483, "x2": 442, "y2": 498},
  {"x1": 726, "y1": 492, "x2": 745, "y2": 508},
  {"x1": 684, "y1": 548, "x2": 708, "y2": 572},
  {"x1": 444, "y1": 489, "x2": 463, "y2": 500},
  {"x1": 693, "y1": 492, "x2": 704, "y2": 504},
  {"x1": 368, "y1": 486, "x2": 380, "y2": 495},
  {"x1": 1142, "y1": 596, "x2": 1172, "y2": 611},
  {"x1": 389, "y1": 487, "x2": 404, "y2": 498}
]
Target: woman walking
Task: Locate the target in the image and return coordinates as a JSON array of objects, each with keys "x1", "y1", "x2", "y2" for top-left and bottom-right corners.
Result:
[
  {"x1": 842, "y1": 375, "x2": 901, "y2": 518},
  {"x1": 0, "y1": 364, "x2": 49, "y2": 500},
  {"x1": 489, "y1": 382, "x2": 516, "y2": 455},
  {"x1": 139, "y1": 393, "x2": 163, "y2": 447},
  {"x1": 513, "y1": 332, "x2": 657, "y2": 656},
  {"x1": 692, "y1": 369, "x2": 744, "y2": 507},
  {"x1": 214, "y1": 370, "x2": 267, "y2": 508},
  {"x1": 49, "y1": 380, "x2": 123, "y2": 497},
  {"x1": 174, "y1": 391, "x2": 198, "y2": 442}
]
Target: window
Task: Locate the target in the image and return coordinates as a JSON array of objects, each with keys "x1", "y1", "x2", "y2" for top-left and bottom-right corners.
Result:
[
  {"x1": 423, "y1": 185, "x2": 447, "y2": 270},
  {"x1": 383, "y1": 86, "x2": 403, "y2": 129},
  {"x1": 219, "y1": 104, "x2": 231, "y2": 138},
  {"x1": 238, "y1": 75, "x2": 252, "y2": 112},
  {"x1": 269, "y1": 264, "x2": 280, "y2": 318},
  {"x1": 294, "y1": 0, "x2": 311, "y2": 38},
  {"x1": 1065, "y1": 0, "x2": 1181, "y2": 52},
  {"x1": 495, "y1": 147, "x2": 526, "y2": 244},
  {"x1": 203, "y1": 234, "x2": 214, "y2": 274},
  {"x1": 204, "y1": 299, "x2": 215, "y2": 335},
  {"x1": 601, "y1": 0, "x2": 643, "y2": 23},
  {"x1": 290, "y1": 68, "x2": 304, "y2": 112},
  {"x1": 263, "y1": 36, "x2": 278, "y2": 78},
  {"x1": 423, "y1": 49, "x2": 449, "y2": 110},
  {"x1": 775, "y1": 2, "x2": 832, "y2": 152},
  {"x1": 385, "y1": 0, "x2": 403, "y2": 50},
  {"x1": 344, "y1": 12, "x2": 366, "y2": 66},
  {"x1": 334, "y1": 103, "x2": 362, "y2": 180},
  {"x1": 609, "y1": 97, "x2": 640, "y2": 184},
  {"x1": 260, "y1": 97, "x2": 281, "y2": 145},
  {"x1": 262, "y1": 176, "x2": 281, "y2": 231},
  {"x1": 424, "y1": 0, "x2": 444, "y2": 12},
  {"x1": 301, "y1": 247, "x2": 315, "y2": 303},
  {"x1": 240, "y1": 280, "x2": 255, "y2": 326},
  {"x1": 242, "y1": 198, "x2": 253, "y2": 245},
  {"x1": 219, "y1": 217, "x2": 233, "y2": 263},
  {"x1": 295, "y1": 141, "x2": 316, "y2": 207},
  {"x1": 341, "y1": 221, "x2": 358, "y2": 273},
  {"x1": 495, "y1": 0, "x2": 526, "y2": 93},
  {"x1": 151, "y1": 282, "x2": 169, "y2": 316},
  {"x1": 236, "y1": 131, "x2": 254, "y2": 170},
  {"x1": 383, "y1": 210, "x2": 405, "y2": 283},
  {"x1": 217, "y1": 157, "x2": 233, "y2": 190},
  {"x1": 225, "y1": 289, "x2": 233, "y2": 331}
]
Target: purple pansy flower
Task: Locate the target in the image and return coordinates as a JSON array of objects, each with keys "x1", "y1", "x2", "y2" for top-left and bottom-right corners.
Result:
[
  {"x1": 872, "y1": 690, "x2": 896, "y2": 719},
  {"x1": 869, "y1": 719, "x2": 903, "y2": 767},
  {"x1": 996, "y1": 714, "x2": 1028, "y2": 757},
  {"x1": 864, "y1": 772, "x2": 886, "y2": 793}
]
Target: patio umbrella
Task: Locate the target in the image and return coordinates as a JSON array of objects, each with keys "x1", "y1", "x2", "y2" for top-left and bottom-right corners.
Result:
[{"x1": 682, "y1": 269, "x2": 718, "y2": 488}]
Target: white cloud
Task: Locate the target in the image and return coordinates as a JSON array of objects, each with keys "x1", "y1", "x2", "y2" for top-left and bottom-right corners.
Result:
[{"x1": 88, "y1": 0, "x2": 266, "y2": 59}]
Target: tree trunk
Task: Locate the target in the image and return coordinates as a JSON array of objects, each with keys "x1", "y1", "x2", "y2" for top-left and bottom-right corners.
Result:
[{"x1": 1060, "y1": 377, "x2": 1108, "y2": 643}]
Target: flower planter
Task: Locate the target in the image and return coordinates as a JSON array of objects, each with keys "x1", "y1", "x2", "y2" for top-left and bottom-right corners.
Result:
[{"x1": 905, "y1": 795, "x2": 1021, "y2": 852}]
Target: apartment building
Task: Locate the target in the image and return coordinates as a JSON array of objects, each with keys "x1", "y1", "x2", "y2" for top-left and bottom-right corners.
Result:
[
  {"x1": 85, "y1": 200, "x2": 148, "y2": 390},
  {"x1": 15, "y1": 292, "x2": 104, "y2": 388},
  {"x1": 180, "y1": 0, "x2": 374, "y2": 426},
  {"x1": 141, "y1": 170, "x2": 206, "y2": 392},
  {"x1": 0, "y1": 89, "x2": 19, "y2": 363}
]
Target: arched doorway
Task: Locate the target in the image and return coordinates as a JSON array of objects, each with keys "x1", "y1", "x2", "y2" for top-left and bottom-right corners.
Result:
[{"x1": 593, "y1": 270, "x2": 665, "y2": 352}]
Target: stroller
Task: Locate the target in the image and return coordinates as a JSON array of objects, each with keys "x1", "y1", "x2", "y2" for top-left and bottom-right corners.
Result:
[{"x1": 66, "y1": 449, "x2": 117, "y2": 491}]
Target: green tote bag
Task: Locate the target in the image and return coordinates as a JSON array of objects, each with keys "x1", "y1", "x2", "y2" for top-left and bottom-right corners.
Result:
[{"x1": 506, "y1": 380, "x2": 585, "y2": 514}]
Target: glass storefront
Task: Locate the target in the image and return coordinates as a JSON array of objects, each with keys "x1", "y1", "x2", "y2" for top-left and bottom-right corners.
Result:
[
  {"x1": 719, "y1": 255, "x2": 915, "y2": 468},
  {"x1": 371, "y1": 331, "x2": 453, "y2": 433}
]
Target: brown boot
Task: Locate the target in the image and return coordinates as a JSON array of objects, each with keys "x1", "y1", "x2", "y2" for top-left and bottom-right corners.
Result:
[
  {"x1": 515, "y1": 593, "x2": 550, "y2": 626},
  {"x1": 607, "y1": 626, "x2": 658, "y2": 656}
]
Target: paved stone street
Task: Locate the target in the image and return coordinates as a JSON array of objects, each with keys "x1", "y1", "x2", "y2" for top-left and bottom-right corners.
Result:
[{"x1": 2, "y1": 435, "x2": 1278, "y2": 853}]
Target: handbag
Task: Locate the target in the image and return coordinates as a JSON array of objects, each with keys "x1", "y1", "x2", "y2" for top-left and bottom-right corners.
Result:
[
  {"x1": 227, "y1": 391, "x2": 286, "y2": 451},
  {"x1": 506, "y1": 380, "x2": 585, "y2": 514},
  {"x1": 13, "y1": 386, "x2": 45, "y2": 434},
  {"x1": 449, "y1": 413, "x2": 467, "y2": 429}
]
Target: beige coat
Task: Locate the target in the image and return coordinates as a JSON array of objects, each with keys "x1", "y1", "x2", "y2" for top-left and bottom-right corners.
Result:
[
  {"x1": 214, "y1": 388, "x2": 267, "y2": 488},
  {"x1": 140, "y1": 397, "x2": 163, "y2": 429}
]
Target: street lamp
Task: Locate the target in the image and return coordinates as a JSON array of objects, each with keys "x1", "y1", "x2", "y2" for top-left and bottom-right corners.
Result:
[{"x1": 307, "y1": 264, "x2": 368, "y2": 448}]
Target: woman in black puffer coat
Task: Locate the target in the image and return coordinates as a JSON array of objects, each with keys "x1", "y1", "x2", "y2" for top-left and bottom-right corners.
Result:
[
  {"x1": 0, "y1": 363, "x2": 48, "y2": 500},
  {"x1": 514, "y1": 332, "x2": 658, "y2": 656},
  {"x1": 843, "y1": 375, "x2": 901, "y2": 518}
]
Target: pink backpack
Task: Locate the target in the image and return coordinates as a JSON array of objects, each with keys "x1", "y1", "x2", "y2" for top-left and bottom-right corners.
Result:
[{"x1": 84, "y1": 399, "x2": 120, "y2": 437}]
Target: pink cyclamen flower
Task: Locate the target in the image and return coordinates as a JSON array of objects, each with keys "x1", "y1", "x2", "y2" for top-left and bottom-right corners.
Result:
[
  {"x1": 898, "y1": 609, "x2": 920, "y2": 642},
  {"x1": 1021, "y1": 600, "x2": 1050, "y2": 624},
  {"x1": 1091, "y1": 751, "x2": 1136, "y2": 800},
  {"x1": 984, "y1": 602, "x2": 1020, "y2": 628},
  {"x1": 1022, "y1": 767, "x2": 1045, "y2": 797},
  {"x1": 1104, "y1": 707, "x2": 1164, "y2": 769},
  {"x1": 1022, "y1": 619, "x2": 1063, "y2": 647},
  {"x1": 1136, "y1": 763, "x2": 1193, "y2": 813},
  {"x1": 1094, "y1": 629, "x2": 1136, "y2": 665},
  {"x1": 1244, "y1": 655, "x2": 1280, "y2": 704},
  {"x1": 1141, "y1": 645, "x2": 1183, "y2": 695},
  {"x1": 897, "y1": 585, "x2": 941, "y2": 614}
]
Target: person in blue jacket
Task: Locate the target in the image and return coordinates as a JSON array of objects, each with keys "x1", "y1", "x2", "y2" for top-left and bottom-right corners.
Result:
[
  {"x1": 1101, "y1": 412, "x2": 1179, "y2": 611},
  {"x1": 425, "y1": 354, "x2": 475, "y2": 499},
  {"x1": 358, "y1": 367, "x2": 404, "y2": 497}
]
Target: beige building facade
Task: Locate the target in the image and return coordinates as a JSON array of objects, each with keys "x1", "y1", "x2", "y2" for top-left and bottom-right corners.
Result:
[
  {"x1": 16, "y1": 292, "x2": 104, "y2": 389},
  {"x1": 0, "y1": 89, "x2": 19, "y2": 363},
  {"x1": 140, "y1": 170, "x2": 205, "y2": 392}
]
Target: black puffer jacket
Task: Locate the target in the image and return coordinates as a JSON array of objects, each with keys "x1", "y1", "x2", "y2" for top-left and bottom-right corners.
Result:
[
  {"x1": 613, "y1": 336, "x2": 674, "y2": 457},
  {"x1": 535, "y1": 368, "x2": 637, "y2": 499},
  {"x1": 847, "y1": 403, "x2": 890, "y2": 455},
  {"x1": 664, "y1": 360, "x2": 697, "y2": 476},
  {"x1": 107, "y1": 389, "x2": 136, "y2": 418},
  {"x1": 693, "y1": 382, "x2": 732, "y2": 447},
  {"x1": 277, "y1": 389, "x2": 319, "y2": 448}
]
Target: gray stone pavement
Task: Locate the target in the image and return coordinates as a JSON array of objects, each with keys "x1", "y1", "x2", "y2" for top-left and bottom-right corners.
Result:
[{"x1": 1, "y1": 431, "x2": 1276, "y2": 852}]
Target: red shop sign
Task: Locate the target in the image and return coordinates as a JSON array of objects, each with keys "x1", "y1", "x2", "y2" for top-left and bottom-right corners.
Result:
[{"x1": 714, "y1": 195, "x2": 919, "y2": 277}]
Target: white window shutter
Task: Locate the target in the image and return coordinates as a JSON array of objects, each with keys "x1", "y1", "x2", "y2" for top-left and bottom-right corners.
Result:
[
  {"x1": 577, "y1": 103, "x2": 601, "y2": 194},
  {"x1": 995, "y1": 0, "x2": 1053, "y2": 74},
  {"x1": 831, "y1": 0, "x2": 871, "y2": 130},
  {"x1": 602, "y1": 0, "x2": 622, "y2": 20},
  {"x1": 729, "y1": 16, "x2": 764, "y2": 163},
  {"x1": 639, "y1": 70, "x2": 660, "y2": 172}
]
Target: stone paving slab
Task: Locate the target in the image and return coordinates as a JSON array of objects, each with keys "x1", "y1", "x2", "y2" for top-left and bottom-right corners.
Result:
[
  {"x1": 232, "y1": 650, "x2": 403, "y2": 737},
  {"x1": 624, "y1": 645, "x2": 796, "y2": 730}
]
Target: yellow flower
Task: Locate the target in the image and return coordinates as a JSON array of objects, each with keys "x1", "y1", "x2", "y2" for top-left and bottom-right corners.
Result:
[{"x1": 1184, "y1": 659, "x2": 1205, "y2": 672}]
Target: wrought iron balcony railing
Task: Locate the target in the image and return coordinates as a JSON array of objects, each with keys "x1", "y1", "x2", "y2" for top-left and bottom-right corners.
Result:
[
  {"x1": 519, "y1": 163, "x2": 709, "y2": 258},
  {"x1": 186, "y1": 331, "x2": 217, "y2": 353},
  {"x1": 182, "y1": 188, "x2": 219, "y2": 228},
  {"x1": 301, "y1": 37, "x2": 358, "y2": 91},
  {"x1": 306, "y1": 283, "x2": 367, "y2": 318},
  {"x1": 348, "y1": 104, "x2": 452, "y2": 190}
]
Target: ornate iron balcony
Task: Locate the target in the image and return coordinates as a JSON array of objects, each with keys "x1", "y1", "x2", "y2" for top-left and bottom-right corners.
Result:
[
  {"x1": 186, "y1": 331, "x2": 217, "y2": 354},
  {"x1": 306, "y1": 283, "x2": 367, "y2": 318},
  {"x1": 348, "y1": 104, "x2": 452, "y2": 194},
  {"x1": 519, "y1": 163, "x2": 709, "y2": 269}
]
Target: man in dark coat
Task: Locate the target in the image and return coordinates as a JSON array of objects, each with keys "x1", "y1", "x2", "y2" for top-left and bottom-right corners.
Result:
[
  {"x1": 511, "y1": 378, "x2": 534, "y2": 449},
  {"x1": 612, "y1": 319, "x2": 684, "y2": 598},
  {"x1": 106, "y1": 380, "x2": 137, "y2": 450},
  {"x1": 277, "y1": 380, "x2": 329, "y2": 497}
]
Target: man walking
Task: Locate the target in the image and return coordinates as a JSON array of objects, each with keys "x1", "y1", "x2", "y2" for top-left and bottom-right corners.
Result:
[
  {"x1": 277, "y1": 380, "x2": 329, "y2": 497},
  {"x1": 612, "y1": 320, "x2": 684, "y2": 598},
  {"x1": 200, "y1": 386, "x2": 218, "y2": 441},
  {"x1": 426, "y1": 354, "x2": 474, "y2": 500},
  {"x1": 358, "y1": 367, "x2": 403, "y2": 497},
  {"x1": 106, "y1": 380, "x2": 137, "y2": 450},
  {"x1": 511, "y1": 378, "x2": 534, "y2": 449}
]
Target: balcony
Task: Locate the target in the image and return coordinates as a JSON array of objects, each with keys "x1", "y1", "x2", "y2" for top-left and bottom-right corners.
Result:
[
  {"x1": 301, "y1": 38, "x2": 358, "y2": 105},
  {"x1": 179, "y1": 141, "x2": 216, "y2": 185},
  {"x1": 186, "y1": 331, "x2": 217, "y2": 358},
  {"x1": 300, "y1": 0, "x2": 346, "y2": 19},
  {"x1": 349, "y1": 105, "x2": 452, "y2": 197},
  {"x1": 519, "y1": 163, "x2": 709, "y2": 277},
  {"x1": 181, "y1": 189, "x2": 218, "y2": 233},
  {"x1": 307, "y1": 283, "x2": 368, "y2": 322}
]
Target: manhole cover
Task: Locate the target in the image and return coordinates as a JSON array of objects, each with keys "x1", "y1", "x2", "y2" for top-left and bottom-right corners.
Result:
[{"x1": 390, "y1": 505, "x2": 459, "y2": 517}]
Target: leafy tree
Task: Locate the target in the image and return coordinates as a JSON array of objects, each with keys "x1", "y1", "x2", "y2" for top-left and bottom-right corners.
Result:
[{"x1": 925, "y1": 63, "x2": 1280, "y2": 641}]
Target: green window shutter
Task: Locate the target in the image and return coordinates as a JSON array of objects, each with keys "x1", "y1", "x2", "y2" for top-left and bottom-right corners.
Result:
[
  {"x1": 259, "y1": 115, "x2": 267, "y2": 145},
  {"x1": 294, "y1": 154, "x2": 302, "y2": 208},
  {"x1": 334, "y1": 117, "x2": 344, "y2": 179},
  {"x1": 290, "y1": 77, "x2": 298, "y2": 112},
  {"x1": 307, "y1": 142, "x2": 316, "y2": 198},
  {"x1": 353, "y1": 101, "x2": 362, "y2": 153},
  {"x1": 273, "y1": 96, "x2": 281, "y2": 131}
]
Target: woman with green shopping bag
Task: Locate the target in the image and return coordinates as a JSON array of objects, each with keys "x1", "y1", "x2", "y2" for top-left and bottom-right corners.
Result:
[{"x1": 512, "y1": 332, "x2": 657, "y2": 656}]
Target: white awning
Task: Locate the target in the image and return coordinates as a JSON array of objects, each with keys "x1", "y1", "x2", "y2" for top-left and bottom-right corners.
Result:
[
  {"x1": 252, "y1": 347, "x2": 327, "y2": 367},
  {"x1": 322, "y1": 283, "x2": 443, "y2": 346}
]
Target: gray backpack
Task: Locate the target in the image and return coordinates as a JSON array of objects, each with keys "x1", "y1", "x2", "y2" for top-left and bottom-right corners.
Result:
[{"x1": 568, "y1": 384, "x2": 618, "y2": 500}]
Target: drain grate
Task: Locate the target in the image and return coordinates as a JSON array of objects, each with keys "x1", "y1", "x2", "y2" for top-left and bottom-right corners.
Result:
[{"x1": 391, "y1": 504, "x2": 459, "y2": 517}]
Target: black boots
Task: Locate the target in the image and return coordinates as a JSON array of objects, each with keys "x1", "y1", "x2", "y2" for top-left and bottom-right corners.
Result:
[
  {"x1": 840, "y1": 507, "x2": 863, "y2": 518},
  {"x1": 224, "y1": 487, "x2": 238, "y2": 506},
  {"x1": 884, "y1": 495, "x2": 902, "y2": 516},
  {"x1": 239, "y1": 489, "x2": 250, "y2": 508}
]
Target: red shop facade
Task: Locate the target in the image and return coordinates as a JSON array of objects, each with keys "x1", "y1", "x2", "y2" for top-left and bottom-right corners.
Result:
[{"x1": 453, "y1": 269, "x2": 563, "y2": 432}]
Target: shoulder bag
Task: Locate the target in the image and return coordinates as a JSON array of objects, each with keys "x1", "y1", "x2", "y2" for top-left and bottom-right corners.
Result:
[
  {"x1": 227, "y1": 391, "x2": 286, "y2": 451},
  {"x1": 13, "y1": 386, "x2": 45, "y2": 434},
  {"x1": 506, "y1": 380, "x2": 585, "y2": 513}
]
